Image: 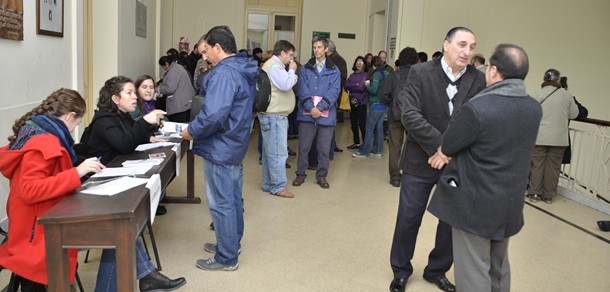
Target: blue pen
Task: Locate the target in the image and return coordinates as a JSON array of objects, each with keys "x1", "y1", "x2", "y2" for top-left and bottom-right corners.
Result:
[{"x1": 96, "y1": 156, "x2": 102, "y2": 162}]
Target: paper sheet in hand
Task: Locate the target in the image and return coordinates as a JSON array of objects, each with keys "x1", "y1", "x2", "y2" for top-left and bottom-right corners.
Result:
[
  {"x1": 80, "y1": 177, "x2": 149, "y2": 196},
  {"x1": 135, "y1": 142, "x2": 177, "y2": 151},
  {"x1": 90, "y1": 166, "x2": 152, "y2": 178},
  {"x1": 159, "y1": 121, "x2": 189, "y2": 134}
]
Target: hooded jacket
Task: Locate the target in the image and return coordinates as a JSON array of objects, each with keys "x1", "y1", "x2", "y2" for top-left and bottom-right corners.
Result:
[
  {"x1": 0, "y1": 133, "x2": 80, "y2": 284},
  {"x1": 188, "y1": 52, "x2": 258, "y2": 165}
]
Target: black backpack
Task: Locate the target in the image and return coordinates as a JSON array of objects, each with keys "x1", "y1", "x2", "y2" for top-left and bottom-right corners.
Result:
[{"x1": 253, "y1": 68, "x2": 272, "y2": 112}]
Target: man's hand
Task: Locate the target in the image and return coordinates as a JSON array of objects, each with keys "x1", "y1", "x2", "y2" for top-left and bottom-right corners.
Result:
[
  {"x1": 428, "y1": 147, "x2": 451, "y2": 169},
  {"x1": 288, "y1": 60, "x2": 297, "y2": 71},
  {"x1": 310, "y1": 107, "x2": 322, "y2": 119},
  {"x1": 181, "y1": 128, "x2": 193, "y2": 140}
]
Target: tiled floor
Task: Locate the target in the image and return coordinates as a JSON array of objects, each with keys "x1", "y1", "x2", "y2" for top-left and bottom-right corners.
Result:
[{"x1": 3, "y1": 122, "x2": 610, "y2": 291}]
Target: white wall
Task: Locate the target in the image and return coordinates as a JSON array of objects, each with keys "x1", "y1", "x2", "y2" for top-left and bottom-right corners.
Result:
[
  {"x1": 118, "y1": 0, "x2": 158, "y2": 81},
  {"x1": 0, "y1": 0, "x2": 81, "y2": 222},
  {"x1": 300, "y1": 0, "x2": 369, "y2": 66},
  {"x1": 397, "y1": 0, "x2": 610, "y2": 120}
]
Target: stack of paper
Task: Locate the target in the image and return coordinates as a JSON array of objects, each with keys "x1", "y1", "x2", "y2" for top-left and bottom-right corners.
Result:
[{"x1": 122, "y1": 158, "x2": 164, "y2": 167}]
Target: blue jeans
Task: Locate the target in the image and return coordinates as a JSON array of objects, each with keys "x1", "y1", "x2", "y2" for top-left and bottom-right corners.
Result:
[
  {"x1": 204, "y1": 160, "x2": 244, "y2": 265},
  {"x1": 259, "y1": 114, "x2": 289, "y2": 194},
  {"x1": 94, "y1": 239, "x2": 155, "y2": 292},
  {"x1": 359, "y1": 107, "x2": 387, "y2": 155}
]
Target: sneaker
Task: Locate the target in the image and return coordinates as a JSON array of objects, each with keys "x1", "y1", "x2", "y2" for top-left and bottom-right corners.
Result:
[
  {"x1": 525, "y1": 194, "x2": 540, "y2": 203},
  {"x1": 204, "y1": 243, "x2": 241, "y2": 255},
  {"x1": 347, "y1": 143, "x2": 360, "y2": 149},
  {"x1": 541, "y1": 197, "x2": 553, "y2": 204},
  {"x1": 352, "y1": 153, "x2": 367, "y2": 158},
  {"x1": 371, "y1": 153, "x2": 383, "y2": 157},
  {"x1": 196, "y1": 257, "x2": 238, "y2": 271}
]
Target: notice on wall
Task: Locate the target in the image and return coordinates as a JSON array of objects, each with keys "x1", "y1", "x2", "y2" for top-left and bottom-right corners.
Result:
[{"x1": 0, "y1": 0, "x2": 23, "y2": 41}]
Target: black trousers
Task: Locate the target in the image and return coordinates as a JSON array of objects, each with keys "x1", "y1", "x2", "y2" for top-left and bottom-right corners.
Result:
[
  {"x1": 390, "y1": 172, "x2": 453, "y2": 279},
  {"x1": 349, "y1": 103, "x2": 367, "y2": 144}
]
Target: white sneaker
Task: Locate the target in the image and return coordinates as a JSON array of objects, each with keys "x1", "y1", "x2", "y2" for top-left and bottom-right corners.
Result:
[{"x1": 352, "y1": 153, "x2": 367, "y2": 158}]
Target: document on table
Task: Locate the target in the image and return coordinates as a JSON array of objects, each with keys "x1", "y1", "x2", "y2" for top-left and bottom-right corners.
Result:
[
  {"x1": 122, "y1": 158, "x2": 164, "y2": 167},
  {"x1": 146, "y1": 174, "x2": 162, "y2": 224},
  {"x1": 80, "y1": 177, "x2": 150, "y2": 196},
  {"x1": 135, "y1": 142, "x2": 177, "y2": 151},
  {"x1": 90, "y1": 166, "x2": 152, "y2": 178}
]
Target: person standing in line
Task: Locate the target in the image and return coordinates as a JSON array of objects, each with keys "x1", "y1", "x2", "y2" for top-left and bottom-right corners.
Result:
[
  {"x1": 259, "y1": 40, "x2": 299, "y2": 199},
  {"x1": 389, "y1": 26, "x2": 486, "y2": 292},
  {"x1": 428, "y1": 44, "x2": 542, "y2": 292},
  {"x1": 344, "y1": 56, "x2": 369, "y2": 150},
  {"x1": 181, "y1": 25, "x2": 258, "y2": 271},
  {"x1": 526, "y1": 68, "x2": 579, "y2": 204},
  {"x1": 158, "y1": 54, "x2": 196, "y2": 123},
  {"x1": 291, "y1": 36, "x2": 341, "y2": 189},
  {"x1": 326, "y1": 39, "x2": 347, "y2": 155},
  {"x1": 378, "y1": 47, "x2": 419, "y2": 187}
]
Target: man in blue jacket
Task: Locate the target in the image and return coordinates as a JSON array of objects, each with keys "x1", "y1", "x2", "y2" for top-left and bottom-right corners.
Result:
[
  {"x1": 291, "y1": 36, "x2": 341, "y2": 189},
  {"x1": 181, "y1": 25, "x2": 258, "y2": 271}
]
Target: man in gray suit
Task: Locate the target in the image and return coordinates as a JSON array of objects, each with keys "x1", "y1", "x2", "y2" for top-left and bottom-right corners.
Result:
[
  {"x1": 428, "y1": 44, "x2": 542, "y2": 292},
  {"x1": 389, "y1": 27, "x2": 486, "y2": 292}
]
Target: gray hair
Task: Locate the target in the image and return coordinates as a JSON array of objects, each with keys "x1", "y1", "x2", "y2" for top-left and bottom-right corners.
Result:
[{"x1": 327, "y1": 39, "x2": 336, "y2": 52}]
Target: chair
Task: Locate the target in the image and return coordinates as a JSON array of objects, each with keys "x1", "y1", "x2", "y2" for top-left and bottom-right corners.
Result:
[{"x1": 0, "y1": 225, "x2": 85, "y2": 291}]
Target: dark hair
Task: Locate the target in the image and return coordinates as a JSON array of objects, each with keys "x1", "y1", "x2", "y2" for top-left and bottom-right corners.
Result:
[
  {"x1": 417, "y1": 51, "x2": 428, "y2": 63},
  {"x1": 351, "y1": 55, "x2": 366, "y2": 71},
  {"x1": 97, "y1": 76, "x2": 133, "y2": 114},
  {"x1": 432, "y1": 51, "x2": 443, "y2": 59},
  {"x1": 372, "y1": 56, "x2": 384, "y2": 67},
  {"x1": 364, "y1": 53, "x2": 373, "y2": 63},
  {"x1": 253, "y1": 47, "x2": 263, "y2": 55},
  {"x1": 159, "y1": 55, "x2": 177, "y2": 66},
  {"x1": 312, "y1": 36, "x2": 329, "y2": 48},
  {"x1": 272, "y1": 40, "x2": 296, "y2": 56},
  {"x1": 444, "y1": 26, "x2": 475, "y2": 42},
  {"x1": 543, "y1": 68, "x2": 561, "y2": 83},
  {"x1": 400, "y1": 47, "x2": 419, "y2": 66},
  {"x1": 560, "y1": 76, "x2": 568, "y2": 89},
  {"x1": 201, "y1": 25, "x2": 237, "y2": 54},
  {"x1": 473, "y1": 55, "x2": 485, "y2": 65},
  {"x1": 135, "y1": 74, "x2": 156, "y2": 116},
  {"x1": 9, "y1": 89, "x2": 86, "y2": 142},
  {"x1": 489, "y1": 44, "x2": 529, "y2": 80},
  {"x1": 166, "y1": 48, "x2": 179, "y2": 56},
  {"x1": 377, "y1": 50, "x2": 387, "y2": 57}
]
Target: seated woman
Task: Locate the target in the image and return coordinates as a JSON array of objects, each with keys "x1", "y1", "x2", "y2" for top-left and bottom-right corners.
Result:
[
  {"x1": 84, "y1": 76, "x2": 185, "y2": 291},
  {"x1": 131, "y1": 74, "x2": 167, "y2": 121},
  {"x1": 0, "y1": 89, "x2": 105, "y2": 290},
  {"x1": 86, "y1": 76, "x2": 167, "y2": 164}
]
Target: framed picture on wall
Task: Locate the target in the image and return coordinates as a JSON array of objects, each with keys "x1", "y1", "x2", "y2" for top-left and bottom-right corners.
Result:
[{"x1": 37, "y1": 0, "x2": 63, "y2": 37}]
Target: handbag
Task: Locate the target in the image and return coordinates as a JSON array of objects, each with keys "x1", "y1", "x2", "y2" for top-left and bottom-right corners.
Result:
[{"x1": 339, "y1": 89, "x2": 351, "y2": 111}]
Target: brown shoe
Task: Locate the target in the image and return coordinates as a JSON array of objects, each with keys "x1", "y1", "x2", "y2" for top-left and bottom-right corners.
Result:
[
  {"x1": 273, "y1": 189, "x2": 294, "y2": 198},
  {"x1": 317, "y1": 178, "x2": 330, "y2": 189},
  {"x1": 292, "y1": 176, "x2": 305, "y2": 187}
]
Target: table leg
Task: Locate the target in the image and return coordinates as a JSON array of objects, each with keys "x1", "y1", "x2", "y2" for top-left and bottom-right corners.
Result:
[
  {"x1": 44, "y1": 225, "x2": 71, "y2": 292},
  {"x1": 115, "y1": 222, "x2": 138, "y2": 292}
]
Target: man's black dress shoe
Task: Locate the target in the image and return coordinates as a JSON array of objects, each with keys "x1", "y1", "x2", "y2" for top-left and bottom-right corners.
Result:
[
  {"x1": 598, "y1": 220, "x2": 610, "y2": 232},
  {"x1": 423, "y1": 274, "x2": 455, "y2": 292},
  {"x1": 288, "y1": 147, "x2": 297, "y2": 156},
  {"x1": 334, "y1": 147, "x2": 343, "y2": 153},
  {"x1": 389, "y1": 277, "x2": 407, "y2": 292},
  {"x1": 139, "y1": 269, "x2": 186, "y2": 292}
]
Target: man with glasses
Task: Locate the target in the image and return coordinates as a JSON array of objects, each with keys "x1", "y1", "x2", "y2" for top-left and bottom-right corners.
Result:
[{"x1": 259, "y1": 40, "x2": 299, "y2": 198}]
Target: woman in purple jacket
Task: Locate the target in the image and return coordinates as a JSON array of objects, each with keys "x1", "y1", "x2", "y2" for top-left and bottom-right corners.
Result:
[{"x1": 344, "y1": 56, "x2": 369, "y2": 149}]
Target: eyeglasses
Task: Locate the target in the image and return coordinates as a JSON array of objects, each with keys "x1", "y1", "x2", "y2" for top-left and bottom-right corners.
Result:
[{"x1": 356, "y1": 61, "x2": 364, "y2": 64}]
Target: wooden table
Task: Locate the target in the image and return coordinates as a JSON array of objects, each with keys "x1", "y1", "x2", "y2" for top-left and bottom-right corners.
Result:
[
  {"x1": 39, "y1": 145, "x2": 178, "y2": 291},
  {"x1": 161, "y1": 139, "x2": 200, "y2": 204}
]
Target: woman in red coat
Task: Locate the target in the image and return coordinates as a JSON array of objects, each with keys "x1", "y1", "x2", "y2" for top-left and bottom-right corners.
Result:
[{"x1": 0, "y1": 89, "x2": 105, "y2": 289}]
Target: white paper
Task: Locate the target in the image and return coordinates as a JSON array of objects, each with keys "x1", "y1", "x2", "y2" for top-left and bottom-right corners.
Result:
[
  {"x1": 159, "y1": 121, "x2": 189, "y2": 135},
  {"x1": 122, "y1": 158, "x2": 164, "y2": 167},
  {"x1": 155, "y1": 133, "x2": 182, "y2": 139},
  {"x1": 90, "y1": 166, "x2": 152, "y2": 178},
  {"x1": 172, "y1": 143, "x2": 181, "y2": 177},
  {"x1": 135, "y1": 142, "x2": 177, "y2": 152},
  {"x1": 146, "y1": 174, "x2": 162, "y2": 224},
  {"x1": 80, "y1": 177, "x2": 149, "y2": 196}
]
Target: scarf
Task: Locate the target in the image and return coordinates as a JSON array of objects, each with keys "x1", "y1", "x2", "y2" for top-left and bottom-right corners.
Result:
[
  {"x1": 30, "y1": 115, "x2": 77, "y2": 164},
  {"x1": 143, "y1": 100, "x2": 156, "y2": 113}
]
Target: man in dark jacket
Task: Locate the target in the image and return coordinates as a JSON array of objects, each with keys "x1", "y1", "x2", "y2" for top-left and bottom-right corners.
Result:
[
  {"x1": 389, "y1": 27, "x2": 486, "y2": 292},
  {"x1": 379, "y1": 47, "x2": 419, "y2": 187},
  {"x1": 181, "y1": 25, "x2": 258, "y2": 272},
  {"x1": 427, "y1": 44, "x2": 541, "y2": 292}
]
